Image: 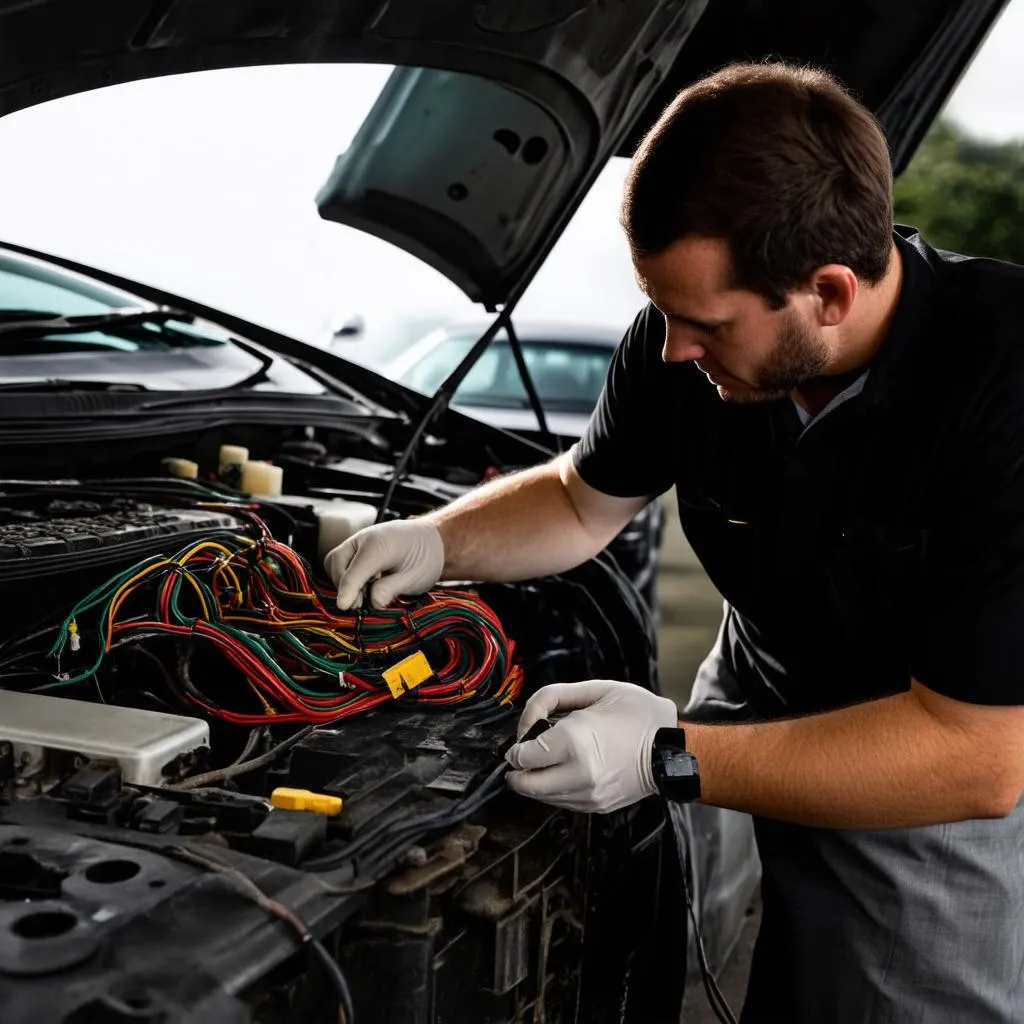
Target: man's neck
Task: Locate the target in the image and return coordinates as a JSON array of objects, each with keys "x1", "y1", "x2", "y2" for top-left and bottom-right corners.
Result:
[{"x1": 793, "y1": 244, "x2": 904, "y2": 418}]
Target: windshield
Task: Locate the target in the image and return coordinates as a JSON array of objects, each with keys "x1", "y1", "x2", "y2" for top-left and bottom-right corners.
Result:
[
  {"x1": 0, "y1": 252, "x2": 140, "y2": 317},
  {"x1": 398, "y1": 334, "x2": 612, "y2": 413},
  {"x1": 0, "y1": 252, "x2": 235, "y2": 353},
  {"x1": 0, "y1": 248, "x2": 330, "y2": 393}
]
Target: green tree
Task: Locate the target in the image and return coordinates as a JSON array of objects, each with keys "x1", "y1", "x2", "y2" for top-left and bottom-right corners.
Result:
[{"x1": 894, "y1": 120, "x2": 1024, "y2": 265}]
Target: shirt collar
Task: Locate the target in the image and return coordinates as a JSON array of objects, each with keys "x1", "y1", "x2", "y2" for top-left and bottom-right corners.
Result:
[{"x1": 857, "y1": 227, "x2": 940, "y2": 408}]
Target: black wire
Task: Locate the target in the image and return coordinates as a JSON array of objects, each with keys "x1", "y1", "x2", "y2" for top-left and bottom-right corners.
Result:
[
  {"x1": 309, "y1": 935, "x2": 356, "y2": 1024},
  {"x1": 552, "y1": 575, "x2": 628, "y2": 675},
  {"x1": 356, "y1": 761, "x2": 509, "y2": 873},
  {"x1": 666, "y1": 801, "x2": 738, "y2": 1024},
  {"x1": 306, "y1": 760, "x2": 509, "y2": 873}
]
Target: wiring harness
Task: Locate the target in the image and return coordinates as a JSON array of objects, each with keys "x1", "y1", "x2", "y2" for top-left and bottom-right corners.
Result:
[{"x1": 41, "y1": 507, "x2": 524, "y2": 724}]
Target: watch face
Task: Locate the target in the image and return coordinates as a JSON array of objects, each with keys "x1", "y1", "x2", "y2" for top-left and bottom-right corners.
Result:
[
  {"x1": 653, "y1": 747, "x2": 701, "y2": 802},
  {"x1": 662, "y1": 750, "x2": 699, "y2": 779}
]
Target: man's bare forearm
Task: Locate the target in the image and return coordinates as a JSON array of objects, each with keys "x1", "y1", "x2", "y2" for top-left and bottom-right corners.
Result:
[
  {"x1": 426, "y1": 453, "x2": 646, "y2": 582},
  {"x1": 684, "y1": 681, "x2": 1024, "y2": 829}
]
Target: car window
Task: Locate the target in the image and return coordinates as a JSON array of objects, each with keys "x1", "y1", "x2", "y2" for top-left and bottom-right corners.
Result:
[
  {"x1": 516, "y1": 344, "x2": 610, "y2": 409},
  {"x1": 399, "y1": 333, "x2": 612, "y2": 412},
  {"x1": 0, "y1": 254, "x2": 140, "y2": 315},
  {"x1": 400, "y1": 336, "x2": 477, "y2": 393}
]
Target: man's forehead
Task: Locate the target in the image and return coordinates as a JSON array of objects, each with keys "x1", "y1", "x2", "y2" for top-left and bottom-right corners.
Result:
[{"x1": 634, "y1": 235, "x2": 738, "y2": 312}]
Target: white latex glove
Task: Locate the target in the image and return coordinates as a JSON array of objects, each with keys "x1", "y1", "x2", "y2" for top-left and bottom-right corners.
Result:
[
  {"x1": 505, "y1": 680, "x2": 679, "y2": 813},
  {"x1": 323, "y1": 519, "x2": 445, "y2": 610}
]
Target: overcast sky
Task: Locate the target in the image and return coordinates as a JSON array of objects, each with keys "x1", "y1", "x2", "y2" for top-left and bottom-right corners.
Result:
[{"x1": 0, "y1": 1, "x2": 1020, "y2": 351}]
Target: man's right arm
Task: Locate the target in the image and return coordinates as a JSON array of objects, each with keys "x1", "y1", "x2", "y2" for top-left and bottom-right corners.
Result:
[
  {"x1": 324, "y1": 451, "x2": 650, "y2": 609},
  {"x1": 325, "y1": 304, "x2": 672, "y2": 609},
  {"x1": 431, "y1": 452, "x2": 649, "y2": 581}
]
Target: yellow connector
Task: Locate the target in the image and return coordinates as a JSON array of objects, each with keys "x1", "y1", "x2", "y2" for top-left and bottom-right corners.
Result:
[
  {"x1": 270, "y1": 788, "x2": 343, "y2": 816},
  {"x1": 382, "y1": 651, "x2": 433, "y2": 699},
  {"x1": 68, "y1": 620, "x2": 81, "y2": 652}
]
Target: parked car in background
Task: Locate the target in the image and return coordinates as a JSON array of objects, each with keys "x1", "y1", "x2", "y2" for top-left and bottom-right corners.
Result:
[{"x1": 385, "y1": 320, "x2": 622, "y2": 444}]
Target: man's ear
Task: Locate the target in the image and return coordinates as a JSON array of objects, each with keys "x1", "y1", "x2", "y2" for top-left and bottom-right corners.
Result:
[{"x1": 807, "y1": 264, "x2": 858, "y2": 327}]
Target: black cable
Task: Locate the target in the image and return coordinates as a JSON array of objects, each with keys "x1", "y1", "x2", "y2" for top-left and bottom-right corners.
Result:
[
  {"x1": 666, "y1": 800, "x2": 738, "y2": 1024},
  {"x1": 552, "y1": 575, "x2": 628, "y2": 675},
  {"x1": 304, "y1": 706, "x2": 516, "y2": 871},
  {"x1": 309, "y1": 935, "x2": 356, "y2": 1024},
  {"x1": 355, "y1": 761, "x2": 510, "y2": 873},
  {"x1": 306, "y1": 759, "x2": 510, "y2": 873}
]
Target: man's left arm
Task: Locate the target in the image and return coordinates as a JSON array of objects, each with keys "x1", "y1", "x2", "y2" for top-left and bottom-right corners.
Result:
[{"x1": 683, "y1": 680, "x2": 1024, "y2": 828}]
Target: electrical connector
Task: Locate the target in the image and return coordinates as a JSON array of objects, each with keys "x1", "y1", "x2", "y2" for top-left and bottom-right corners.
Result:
[
  {"x1": 382, "y1": 651, "x2": 434, "y2": 699},
  {"x1": 270, "y1": 787, "x2": 343, "y2": 816},
  {"x1": 68, "y1": 620, "x2": 81, "y2": 652}
]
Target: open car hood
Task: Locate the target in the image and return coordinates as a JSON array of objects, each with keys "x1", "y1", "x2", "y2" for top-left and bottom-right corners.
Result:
[{"x1": 0, "y1": 0, "x2": 1010, "y2": 306}]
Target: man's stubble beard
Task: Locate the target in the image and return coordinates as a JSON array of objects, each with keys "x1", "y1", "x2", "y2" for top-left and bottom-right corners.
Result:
[{"x1": 718, "y1": 309, "x2": 830, "y2": 404}]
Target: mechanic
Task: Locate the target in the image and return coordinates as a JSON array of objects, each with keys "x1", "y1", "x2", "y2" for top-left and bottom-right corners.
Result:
[{"x1": 324, "y1": 63, "x2": 1024, "y2": 1023}]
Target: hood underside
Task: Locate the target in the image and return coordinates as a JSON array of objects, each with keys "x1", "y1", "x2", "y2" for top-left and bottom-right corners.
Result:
[{"x1": 0, "y1": 0, "x2": 1010, "y2": 306}]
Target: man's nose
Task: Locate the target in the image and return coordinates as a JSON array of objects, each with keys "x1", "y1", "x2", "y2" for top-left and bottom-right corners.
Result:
[{"x1": 662, "y1": 328, "x2": 706, "y2": 364}]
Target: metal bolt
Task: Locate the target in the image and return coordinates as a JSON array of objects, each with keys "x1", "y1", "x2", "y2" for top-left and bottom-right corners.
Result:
[{"x1": 404, "y1": 845, "x2": 428, "y2": 867}]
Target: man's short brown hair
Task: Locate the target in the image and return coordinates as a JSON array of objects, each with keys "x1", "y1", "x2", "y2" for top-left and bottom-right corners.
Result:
[{"x1": 621, "y1": 62, "x2": 894, "y2": 308}]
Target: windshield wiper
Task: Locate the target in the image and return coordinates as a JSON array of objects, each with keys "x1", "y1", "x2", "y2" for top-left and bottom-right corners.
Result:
[
  {"x1": 0, "y1": 378, "x2": 149, "y2": 392},
  {"x1": 0, "y1": 309, "x2": 64, "y2": 322},
  {"x1": 0, "y1": 305, "x2": 195, "y2": 339},
  {"x1": 0, "y1": 304, "x2": 273, "y2": 391}
]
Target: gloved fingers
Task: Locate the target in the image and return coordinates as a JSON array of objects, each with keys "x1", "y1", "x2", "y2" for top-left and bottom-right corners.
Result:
[
  {"x1": 323, "y1": 538, "x2": 356, "y2": 586},
  {"x1": 516, "y1": 680, "x2": 615, "y2": 739},
  {"x1": 505, "y1": 724, "x2": 571, "y2": 770},
  {"x1": 368, "y1": 575, "x2": 404, "y2": 610},
  {"x1": 334, "y1": 539, "x2": 384, "y2": 610},
  {"x1": 505, "y1": 763, "x2": 588, "y2": 807}
]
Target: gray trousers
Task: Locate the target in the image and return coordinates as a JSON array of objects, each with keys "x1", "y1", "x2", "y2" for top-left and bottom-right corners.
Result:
[
  {"x1": 741, "y1": 803, "x2": 1024, "y2": 1023},
  {"x1": 688, "y1": 634, "x2": 1024, "y2": 1023}
]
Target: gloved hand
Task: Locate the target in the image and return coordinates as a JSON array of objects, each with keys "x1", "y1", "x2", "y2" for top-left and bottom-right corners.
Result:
[
  {"x1": 505, "y1": 679, "x2": 679, "y2": 813},
  {"x1": 323, "y1": 519, "x2": 445, "y2": 610}
]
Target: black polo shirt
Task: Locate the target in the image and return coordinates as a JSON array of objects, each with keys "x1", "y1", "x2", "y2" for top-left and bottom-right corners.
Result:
[{"x1": 573, "y1": 229, "x2": 1024, "y2": 716}]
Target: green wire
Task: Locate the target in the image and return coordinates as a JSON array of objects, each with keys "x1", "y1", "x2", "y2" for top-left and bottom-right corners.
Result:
[{"x1": 48, "y1": 559, "x2": 160, "y2": 657}]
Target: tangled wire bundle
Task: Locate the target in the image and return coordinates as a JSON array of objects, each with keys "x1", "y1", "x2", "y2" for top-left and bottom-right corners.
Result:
[{"x1": 46, "y1": 506, "x2": 523, "y2": 725}]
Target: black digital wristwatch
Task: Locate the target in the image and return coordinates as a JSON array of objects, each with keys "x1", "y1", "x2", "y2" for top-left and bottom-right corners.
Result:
[{"x1": 651, "y1": 727, "x2": 702, "y2": 803}]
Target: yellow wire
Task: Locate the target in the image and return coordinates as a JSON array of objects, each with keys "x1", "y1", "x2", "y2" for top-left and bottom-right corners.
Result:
[
  {"x1": 247, "y1": 680, "x2": 277, "y2": 715},
  {"x1": 107, "y1": 559, "x2": 175, "y2": 643},
  {"x1": 179, "y1": 571, "x2": 211, "y2": 620}
]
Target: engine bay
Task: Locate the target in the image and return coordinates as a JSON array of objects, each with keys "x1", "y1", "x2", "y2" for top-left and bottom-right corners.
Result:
[{"x1": 0, "y1": 433, "x2": 681, "y2": 1024}]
